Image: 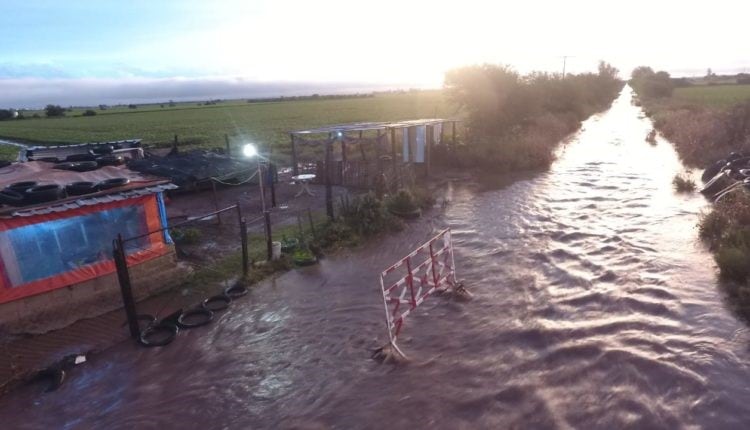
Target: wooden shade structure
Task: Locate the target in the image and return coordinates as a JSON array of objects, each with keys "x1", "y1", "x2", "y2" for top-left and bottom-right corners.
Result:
[{"x1": 289, "y1": 118, "x2": 459, "y2": 219}]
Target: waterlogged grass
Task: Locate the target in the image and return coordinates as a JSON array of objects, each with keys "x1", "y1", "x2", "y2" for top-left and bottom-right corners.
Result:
[
  {"x1": 673, "y1": 84, "x2": 750, "y2": 107},
  {"x1": 0, "y1": 91, "x2": 452, "y2": 160}
]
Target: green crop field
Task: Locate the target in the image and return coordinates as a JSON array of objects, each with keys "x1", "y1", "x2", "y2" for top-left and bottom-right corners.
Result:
[
  {"x1": 0, "y1": 91, "x2": 455, "y2": 161},
  {"x1": 673, "y1": 84, "x2": 750, "y2": 107}
]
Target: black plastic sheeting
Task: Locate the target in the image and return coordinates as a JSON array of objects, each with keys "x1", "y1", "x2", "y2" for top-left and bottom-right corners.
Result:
[{"x1": 127, "y1": 150, "x2": 252, "y2": 188}]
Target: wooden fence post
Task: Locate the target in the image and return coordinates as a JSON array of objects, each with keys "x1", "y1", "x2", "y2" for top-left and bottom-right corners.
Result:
[
  {"x1": 240, "y1": 218, "x2": 249, "y2": 277},
  {"x1": 211, "y1": 179, "x2": 222, "y2": 225},
  {"x1": 325, "y1": 139, "x2": 334, "y2": 220},
  {"x1": 269, "y1": 163, "x2": 277, "y2": 207},
  {"x1": 264, "y1": 211, "x2": 273, "y2": 261},
  {"x1": 113, "y1": 235, "x2": 140, "y2": 340}
]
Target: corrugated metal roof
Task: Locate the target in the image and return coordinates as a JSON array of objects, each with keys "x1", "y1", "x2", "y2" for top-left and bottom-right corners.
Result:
[{"x1": 8, "y1": 183, "x2": 177, "y2": 217}]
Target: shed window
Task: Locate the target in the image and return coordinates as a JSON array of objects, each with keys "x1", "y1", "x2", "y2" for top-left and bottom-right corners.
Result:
[{"x1": 0, "y1": 205, "x2": 150, "y2": 288}]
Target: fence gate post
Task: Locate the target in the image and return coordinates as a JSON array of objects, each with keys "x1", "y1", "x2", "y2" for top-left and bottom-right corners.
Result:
[{"x1": 113, "y1": 234, "x2": 140, "y2": 340}]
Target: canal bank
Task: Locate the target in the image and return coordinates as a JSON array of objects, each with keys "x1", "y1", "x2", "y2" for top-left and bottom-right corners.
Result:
[{"x1": 2, "y1": 88, "x2": 750, "y2": 428}]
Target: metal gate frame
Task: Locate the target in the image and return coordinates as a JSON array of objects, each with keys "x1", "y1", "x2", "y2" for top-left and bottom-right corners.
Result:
[{"x1": 379, "y1": 228, "x2": 457, "y2": 356}]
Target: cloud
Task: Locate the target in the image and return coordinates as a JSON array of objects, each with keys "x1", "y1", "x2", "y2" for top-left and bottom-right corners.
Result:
[
  {"x1": 0, "y1": 77, "x2": 423, "y2": 108},
  {"x1": 0, "y1": 63, "x2": 73, "y2": 79}
]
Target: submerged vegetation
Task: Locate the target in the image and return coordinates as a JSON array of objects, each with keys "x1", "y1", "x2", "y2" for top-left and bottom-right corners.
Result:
[
  {"x1": 672, "y1": 173, "x2": 696, "y2": 193},
  {"x1": 440, "y1": 61, "x2": 623, "y2": 172}
]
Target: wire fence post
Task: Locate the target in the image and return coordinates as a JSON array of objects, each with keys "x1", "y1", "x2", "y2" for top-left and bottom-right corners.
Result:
[
  {"x1": 307, "y1": 208, "x2": 317, "y2": 241},
  {"x1": 264, "y1": 211, "x2": 273, "y2": 261},
  {"x1": 240, "y1": 218, "x2": 249, "y2": 278},
  {"x1": 113, "y1": 234, "x2": 140, "y2": 340},
  {"x1": 211, "y1": 179, "x2": 222, "y2": 225},
  {"x1": 224, "y1": 133, "x2": 231, "y2": 155},
  {"x1": 325, "y1": 139, "x2": 334, "y2": 220},
  {"x1": 269, "y1": 163, "x2": 277, "y2": 208}
]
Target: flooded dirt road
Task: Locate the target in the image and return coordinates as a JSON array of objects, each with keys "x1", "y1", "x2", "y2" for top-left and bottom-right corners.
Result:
[{"x1": 3, "y1": 88, "x2": 750, "y2": 429}]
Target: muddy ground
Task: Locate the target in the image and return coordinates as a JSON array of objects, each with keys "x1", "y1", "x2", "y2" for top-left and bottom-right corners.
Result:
[{"x1": 0, "y1": 176, "x2": 350, "y2": 392}]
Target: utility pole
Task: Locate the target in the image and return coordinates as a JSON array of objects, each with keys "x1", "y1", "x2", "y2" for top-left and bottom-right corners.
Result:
[{"x1": 561, "y1": 55, "x2": 574, "y2": 79}]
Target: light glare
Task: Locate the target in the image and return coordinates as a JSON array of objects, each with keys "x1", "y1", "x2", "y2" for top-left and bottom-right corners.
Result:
[{"x1": 243, "y1": 143, "x2": 258, "y2": 158}]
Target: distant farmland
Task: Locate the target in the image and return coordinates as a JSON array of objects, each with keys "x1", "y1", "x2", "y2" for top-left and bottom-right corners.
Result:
[
  {"x1": 0, "y1": 91, "x2": 453, "y2": 161},
  {"x1": 673, "y1": 84, "x2": 750, "y2": 107}
]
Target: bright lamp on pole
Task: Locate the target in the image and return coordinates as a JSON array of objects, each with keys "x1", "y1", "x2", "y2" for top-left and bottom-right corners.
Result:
[
  {"x1": 242, "y1": 142, "x2": 266, "y2": 213},
  {"x1": 243, "y1": 143, "x2": 258, "y2": 158}
]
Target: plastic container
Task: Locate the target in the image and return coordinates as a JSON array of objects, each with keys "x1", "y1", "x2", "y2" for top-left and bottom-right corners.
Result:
[{"x1": 272, "y1": 241, "x2": 282, "y2": 260}]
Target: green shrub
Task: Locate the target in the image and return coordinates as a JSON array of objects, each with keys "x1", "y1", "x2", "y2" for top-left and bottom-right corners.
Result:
[
  {"x1": 630, "y1": 67, "x2": 674, "y2": 99},
  {"x1": 314, "y1": 221, "x2": 359, "y2": 249},
  {"x1": 715, "y1": 245, "x2": 750, "y2": 282},
  {"x1": 722, "y1": 226, "x2": 750, "y2": 249},
  {"x1": 672, "y1": 173, "x2": 696, "y2": 192},
  {"x1": 409, "y1": 186, "x2": 436, "y2": 209},
  {"x1": 387, "y1": 190, "x2": 419, "y2": 214},
  {"x1": 699, "y1": 210, "x2": 730, "y2": 245},
  {"x1": 171, "y1": 227, "x2": 201, "y2": 245},
  {"x1": 44, "y1": 104, "x2": 65, "y2": 117},
  {"x1": 82, "y1": 109, "x2": 97, "y2": 117},
  {"x1": 339, "y1": 193, "x2": 390, "y2": 236}
]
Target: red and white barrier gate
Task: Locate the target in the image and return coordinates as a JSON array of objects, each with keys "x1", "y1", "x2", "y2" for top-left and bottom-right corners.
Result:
[{"x1": 379, "y1": 228, "x2": 458, "y2": 357}]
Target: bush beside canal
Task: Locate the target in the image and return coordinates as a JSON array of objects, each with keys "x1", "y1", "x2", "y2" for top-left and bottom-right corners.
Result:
[
  {"x1": 646, "y1": 101, "x2": 750, "y2": 169},
  {"x1": 698, "y1": 190, "x2": 750, "y2": 282},
  {"x1": 440, "y1": 62, "x2": 623, "y2": 172},
  {"x1": 633, "y1": 66, "x2": 750, "y2": 315}
]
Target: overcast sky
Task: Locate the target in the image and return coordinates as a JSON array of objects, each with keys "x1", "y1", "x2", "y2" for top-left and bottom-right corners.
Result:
[{"x1": 2, "y1": 0, "x2": 749, "y2": 107}]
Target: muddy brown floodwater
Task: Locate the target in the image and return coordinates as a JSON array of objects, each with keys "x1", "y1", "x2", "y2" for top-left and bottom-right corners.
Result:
[{"x1": 3, "y1": 87, "x2": 750, "y2": 429}]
